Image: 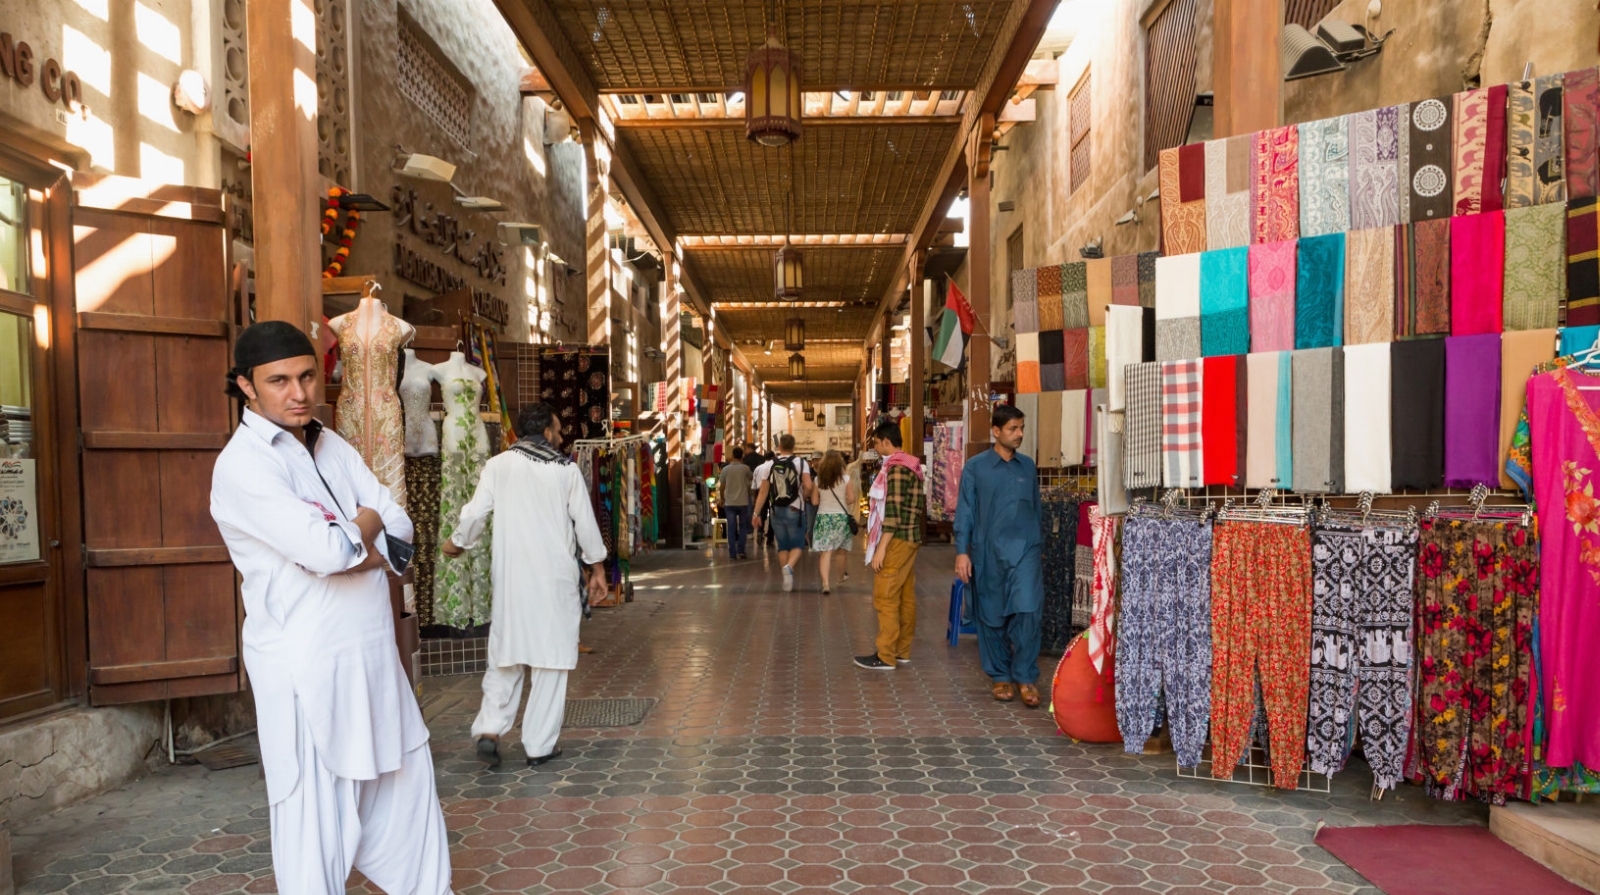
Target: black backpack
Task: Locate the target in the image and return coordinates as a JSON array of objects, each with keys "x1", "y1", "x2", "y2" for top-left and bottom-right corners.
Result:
[{"x1": 769, "y1": 457, "x2": 802, "y2": 508}]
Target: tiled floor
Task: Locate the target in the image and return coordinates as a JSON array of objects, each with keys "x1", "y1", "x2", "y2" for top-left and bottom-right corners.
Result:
[{"x1": 12, "y1": 542, "x2": 1490, "y2": 894}]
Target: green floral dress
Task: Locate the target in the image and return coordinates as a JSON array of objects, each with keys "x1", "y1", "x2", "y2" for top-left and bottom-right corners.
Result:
[{"x1": 434, "y1": 368, "x2": 492, "y2": 628}]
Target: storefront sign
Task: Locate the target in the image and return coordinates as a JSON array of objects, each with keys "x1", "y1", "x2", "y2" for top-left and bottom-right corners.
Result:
[
  {"x1": 393, "y1": 242, "x2": 509, "y2": 326},
  {"x1": 0, "y1": 30, "x2": 83, "y2": 111},
  {"x1": 0, "y1": 459, "x2": 41, "y2": 564},
  {"x1": 391, "y1": 186, "x2": 507, "y2": 285}
]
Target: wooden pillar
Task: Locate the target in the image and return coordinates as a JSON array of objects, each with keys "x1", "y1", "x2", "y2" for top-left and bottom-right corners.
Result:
[
  {"x1": 663, "y1": 259, "x2": 682, "y2": 460},
  {"x1": 1213, "y1": 0, "x2": 1282, "y2": 138},
  {"x1": 908, "y1": 251, "x2": 926, "y2": 460},
  {"x1": 581, "y1": 122, "x2": 611, "y2": 346},
  {"x1": 965, "y1": 114, "x2": 995, "y2": 458},
  {"x1": 878, "y1": 318, "x2": 891, "y2": 417},
  {"x1": 245, "y1": 0, "x2": 321, "y2": 347},
  {"x1": 744, "y1": 373, "x2": 753, "y2": 444}
]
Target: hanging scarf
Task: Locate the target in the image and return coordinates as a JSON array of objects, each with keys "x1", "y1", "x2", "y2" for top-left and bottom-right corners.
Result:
[
  {"x1": 866, "y1": 451, "x2": 923, "y2": 560},
  {"x1": 509, "y1": 434, "x2": 570, "y2": 465}
]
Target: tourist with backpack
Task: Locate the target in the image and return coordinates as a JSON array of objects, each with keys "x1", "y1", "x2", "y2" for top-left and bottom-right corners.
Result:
[{"x1": 752, "y1": 434, "x2": 815, "y2": 592}]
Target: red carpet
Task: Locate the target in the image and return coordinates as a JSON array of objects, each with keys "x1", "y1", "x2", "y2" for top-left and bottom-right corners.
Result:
[{"x1": 1314, "y1": 824, "x2": 1591, "y2": 895}]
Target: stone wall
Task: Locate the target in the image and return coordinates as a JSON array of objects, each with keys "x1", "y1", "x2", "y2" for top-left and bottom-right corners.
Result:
[{"x1": 0, "y1": 705, "x2": 162, "y2": 827}]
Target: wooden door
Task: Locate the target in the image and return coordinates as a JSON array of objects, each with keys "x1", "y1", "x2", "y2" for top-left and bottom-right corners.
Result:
[{"x1": 71, "y1": 177, "x2": 241, "y2": 705}]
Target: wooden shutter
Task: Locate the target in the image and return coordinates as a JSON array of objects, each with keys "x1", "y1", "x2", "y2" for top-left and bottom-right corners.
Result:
[
  {"x1": 1143, "y1": 0, "x2": 1200, "y2": 172},
  {"x1": 70, "y1": 176, "x2": 241, "y2": 705},
  {"x1": 1070, "y1": 73, "x2": 1093, "y2": 195}
]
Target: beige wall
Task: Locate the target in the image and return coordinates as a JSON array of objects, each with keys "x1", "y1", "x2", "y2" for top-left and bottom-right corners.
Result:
[{"x1": 983, "y1": 0, "x2": 1600, "y2": 379}]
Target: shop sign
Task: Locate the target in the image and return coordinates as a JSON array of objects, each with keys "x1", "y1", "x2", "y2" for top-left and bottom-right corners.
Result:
[
  {"x1": 393, "y1": 242, "x2": 509, "y2": 326},
  {"x1": 391, "y1": 186, "x2": 507, "y2": 285},
  {"x1": 0, "y1": 30, "x2": 84, "y2": 111},
  {"x1": 0, "y1": 459, "x2": 40, "y2": 564}
]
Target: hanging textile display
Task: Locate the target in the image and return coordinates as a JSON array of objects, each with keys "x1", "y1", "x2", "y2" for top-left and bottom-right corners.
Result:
[
  {"x1": 1063, "y1": 328, "x2": 1090, "y2": 390},
  {"x1": 1088, "y1": 327, "x2": 1108, "y2": 389},
  {"x1": 1299, "y1": 115, "x2": 1351, "y2": 238},
  {"x1": 1291, "y1": 347, "x2": 1344, "y2": 494},
  {"x1": 1155, "y1": 253, "x2": 1201, "y2": 361},
  {"x1": 1342, "y1": 343, "x2": 1392, "y2": 493},
  {"x1": 1137, "y1": 251, "x2": 1158, "y2": 308},
  {"x1": 1200, "y1": 355, "x2": 1241, "y2": 487},
  {"x1": 1039, "y1": 329, "x2": 1065, "y2": 393},
  {"x1": 539, "y1": 348, "x2": 611, "y2": 442},
  {"x1": 1450, "y1": 84, "x2": 1508, "y2": 216},
  {"x1": 1205, "y1": 134, "x2": 1253, "y2": 249},
  {"x1": 1295, "y1": 232, "x2": 1345, "y2": 349},
  {"x1": 1115, "y1": 514, "x2": 1214, "y2": 768},
  {"x1": 1063, "y1": 262, "x2": 1091, "y2": 329},
  {"x1": 1450, "y1": 210, "x2": 1506, "y2": 335},
  {"x1": 1443, "y1": 334, "x2": 1502, "y2": 489},
  {"x1": 1160, "y1": 359, "x2": 1204, "y2": 488},
  {"x1": 1306, "y1": 523, "x2": 1418, "y2": 790},
  {"x1": 1111, "y1": 253, "x2": 1140, "y2": 306},
  {"x1": 1343, "y1": 226, "x2": 1396, "y2": 345},
  {"x1": 1095, "y1": 405, "x2": 1128, "y2": 514},
  {"x1": 1015, "y1": 393, "x2": 1039, "y2": 459},
  {"x1": 1405, "y1": 96, "x2": 1455, "y2": 222},
  {"x1": 1390, "y1": 338, "x2": 1447, "y2": 490},
  {"x1": 1038, "y1": 264, "x2": 1064, "y2": 331},
  {"x1": 1086, "y1": 507, "x2": 1120, "y2": 673},
  {"x1": 1395, "y1": 219, "x2": 1452, "y2": 338},
  {"x1": 1123, "y1": 362, "x2": 1164, "y2": 489},
  {"x1": 1505, "y1": 74, "x2": 1565, "y2": 209},
  {"x1": 1564, "y1": 66, "x2": 1598, "y2": 200},
  {"x1": 1252, "y1": 124, "x2": 1301, "y2": 245},
  {"x1": 405, "y1": 453, "x2": 443, "y2": 625},
  {"x1": 434, "y1": 356, "x2": 493, "y2": 629},
  {"x1": 1502, "y1": 203, "x2": 1567, "y2": 331},
  {"x1": 1071, "y1": 502, "x2": 1096, "y2": 629},
  {"x1": 1039, "y1": 494, "x2": 1082, "y2": 654},
  {"x1": 1568, "y1": 196, "x2": 1600, "y2": 327},
  {"x1": 1348, "y1": 104, "x2": 1404, "y2": 229},
  {"x1": 1412, "y1": 518, "x2": 1538, "y2": 804},
  {"x1": 1159, "y1": 144, "x2": 1208, "y2": 255},
  {"x1": 1498, "y1": 330, "x2": 1558, "y2": 489},
  {"x1": 1013, "y1": 268, "x2": 1039, "y2": 334},
  {"x1": 1086, "y1": 257, "x2": 1113, "y2": 326},
  {"x1": 1061, "y1": 389, "x2": 1088, "y2": 467},
  {"x1": 1035, "y1": 391, "x2": 1063, "y2": 468},
  {"x1": 1105, "y1": 305, "x2": 1148, "y2": 410},
  {"x1": 470, "y1": 322, "x2": 517, "y2": 449},
  {"x1": 1244, "y1": 352, "x2": 1285, "y2": 490},
  {"x1": 1210, "y1": 521, "x2": 1314, "y2": 789},
  {"x1": 1016, "y1": 332, "x2": 1041, "y2": 394},
  {"x1": 1199, "y1": 247, "x2": 1250, "y2": 357},
  {"x1": 1248, "y1": 239, "x2": 1297, "y2": 352}
]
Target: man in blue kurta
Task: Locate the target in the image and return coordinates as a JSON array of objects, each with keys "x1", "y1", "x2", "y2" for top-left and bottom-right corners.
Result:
[{"x1": 954, "y1": 403, "x2": 1046, "y2": 707}]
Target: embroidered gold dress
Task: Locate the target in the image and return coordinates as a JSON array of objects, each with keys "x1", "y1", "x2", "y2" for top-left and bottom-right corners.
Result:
[{"x1": 331, "y1": 311, "x2": 409, "y2": 508}]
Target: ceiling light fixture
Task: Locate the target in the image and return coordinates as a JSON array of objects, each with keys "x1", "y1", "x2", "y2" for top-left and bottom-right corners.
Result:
[
  {"x1": 744, "y1": 20, "x2": 802, "y2": 146},
  {"x1": 789, "y1": 352, "x2": 806, "y2": 380},
  {"x1": 775, "y1": 194, "x2": 804, "y2": 300},
  {"x1": 785, "y1": 316, "x2": 805, "y2": 351}
]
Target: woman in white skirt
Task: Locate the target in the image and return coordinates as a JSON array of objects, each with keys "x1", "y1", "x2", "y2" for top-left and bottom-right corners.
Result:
[{"x1": 811, "y1": 450, "x2": 858, "y2": 594}]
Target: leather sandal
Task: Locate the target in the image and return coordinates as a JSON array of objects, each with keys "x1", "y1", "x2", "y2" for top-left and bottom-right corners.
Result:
[
  {"x1": 1018, "y1": 683, "x2": 1043, "y2": 708},
  {"x1": 991, "y1": 682, "x2": 1016, "y2": 702}
]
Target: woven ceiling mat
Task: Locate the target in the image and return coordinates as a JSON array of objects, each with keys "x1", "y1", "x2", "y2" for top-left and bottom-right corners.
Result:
[
  {"x1": 546, "y1": 0, "x2": 1015, "y2": 93},
  {"x1": 714, "y1": 305, "x2": 883, "y2": 342},
  {"x1": 748, "y1": 344, "x2": 864, "y2": 369},
  {"x1": 562, "y1": 697, "x2": 657, "y2": 728},
  {"x1": 687, "y1": 246, "x2": 903, "y2": 304},
  {"x1": 767, "y1": 382, "x2": 857, "y2": 401},
  {"x1": 620, "y1": 124, "x2": 957, "y2": 236}
]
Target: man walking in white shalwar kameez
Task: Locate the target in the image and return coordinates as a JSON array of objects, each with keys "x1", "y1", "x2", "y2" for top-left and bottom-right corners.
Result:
[
  {"x1": 209, "y1": 322, "x2": 452, "y2": 895},
  {"x1": 443, "y1": 401, "x2": 608, "y2": 767}
]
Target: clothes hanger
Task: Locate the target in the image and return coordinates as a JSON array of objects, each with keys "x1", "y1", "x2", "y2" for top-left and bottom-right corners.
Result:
[
  {"x1": 1424, "y1": 484, "x2": 1532, "y2": 527},
  {"x1": 1568, "y1": 329, "x2": 1600, "y2": 389}
]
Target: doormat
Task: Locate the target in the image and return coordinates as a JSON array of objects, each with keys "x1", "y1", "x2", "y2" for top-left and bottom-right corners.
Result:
[
  {"x1": 1315, "y1": 824, "x2": 1590, "y2": 895},
  {"x1": 193, "y1": 742, "x2": 260, "y2": 771},
  {"x1": 563, "y1": 698, "x2": 656, "y2": 728}
]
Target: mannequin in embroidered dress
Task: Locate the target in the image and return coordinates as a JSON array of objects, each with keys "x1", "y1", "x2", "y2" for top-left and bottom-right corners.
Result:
[
  {"x1": 399, "y1": 350, "x2": 440, "y2": 457},
  {"x1": 399, "y1": 350, "x2": 443, "y2": 624},
  {"x1": 433, "y1": 351, "x2": 494, "y2": 628},
  {"x1": 329, "y1": 290, "x2": 414, "y2": 509}
]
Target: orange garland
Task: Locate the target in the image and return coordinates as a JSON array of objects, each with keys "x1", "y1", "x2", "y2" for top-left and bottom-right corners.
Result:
[{"x1": 321, "y1": 187, "x2": 360, "y2": 278}]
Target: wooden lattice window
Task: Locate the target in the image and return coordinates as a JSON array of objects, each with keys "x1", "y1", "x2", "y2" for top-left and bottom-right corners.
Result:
[
  {"x1": 1069, "y1": 72, "x2": 1092, "y2": 195},
  {"x1": 1285, "y1": 0, "x2": 1343, "y2": 28},
  {"x1": 1143, "y1": 0, "x2": 1200, "y2": 172},
  {"x1": 397, "y1": 15, "x2": 473, "y2": 148}
]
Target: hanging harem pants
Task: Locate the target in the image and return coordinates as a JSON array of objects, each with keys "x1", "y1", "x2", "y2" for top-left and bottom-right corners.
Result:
[{"x1": 1210, "y1": 522, "x2": 1314, "y2": 789}]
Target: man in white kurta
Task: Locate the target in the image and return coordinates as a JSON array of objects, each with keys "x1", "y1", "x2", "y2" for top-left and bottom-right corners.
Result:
[
  {"x1": 209, "y1": 322, "x2": 451, "y2": 895},
  {"x1": 445, "y1": 402, "x2": 607, "y2": 767}
]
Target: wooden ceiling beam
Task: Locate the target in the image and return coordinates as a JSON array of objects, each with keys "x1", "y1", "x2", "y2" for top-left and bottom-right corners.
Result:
[
  {"x1": 596, "y1": 85, "x2": 974, "y2": 95},
  {"x1": 613, "y1": 115, "x2": 962, "y2": 129},
  {"x1": 860, "y1": 0, "x2": 1061, "y2": 366}
]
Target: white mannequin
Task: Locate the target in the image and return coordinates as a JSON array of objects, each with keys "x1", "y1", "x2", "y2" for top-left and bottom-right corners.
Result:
[
  {"x1": 434, "y1": 351, "x2": 489, "y2": 455},
  {"x1": 398, "y1": 349, "x2": 440, "y2": 457}
]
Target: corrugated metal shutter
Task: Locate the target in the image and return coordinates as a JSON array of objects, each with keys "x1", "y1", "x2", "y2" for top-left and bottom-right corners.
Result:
[
  {"x1": 1285, "y1": 0, "x2": 1342, "y2": 29},
  {"x1": 1143, "y1": 0, "x2": 1200, "y2": 173},
  {"x1": 1070, "y1": 73, "x2": 1092, "y2": 194}
]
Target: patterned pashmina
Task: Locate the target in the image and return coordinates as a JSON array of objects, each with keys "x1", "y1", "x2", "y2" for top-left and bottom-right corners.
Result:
[
  {"x1": 1451, "y1": 85, "x2": 1507, "y2": 215},
  {"x1": 1569, "y1": 196, "x2": 1600, "y2": 326},
  {"x1": 1252, "y1": 125, "x2": 1301, "y2": 244},
  {"x1": 1088, "y1": 326, "x2": 1107, "y2": 389},
  {"x1": 1016, "y1": 331, "x2": 1041, "y2": 393},
  {"x1": 1063, "y1": 262, "x2": 1091, "y2": 329},
  {"x1": 1497, "y1": 329, "x2": 1557, "y2": 489},
  {"x1": 1349, "y1": 105, "x2": 1404, "y2": 229},
  {"x1": 1086, "y1": 258, "x2": 1113, "y2": 325},
  {"x1": 1206, "y1": 134, "x2": 1253, "y2": 249},
  {"x1": 1038, "y1": 264, "x2": 1064, "y2": 331},
  {"x1": 1406, "y1": 96, "x2": 1455, "y2": 222},
  {"x1": 1299, "y1": 116, "x2": 1351, "y2": 238},
  {"x1": 1565, "y1": 66, "x2": 1599, "y2": 200},
  {"x1": 1161, "y1": 359, "x2": 1204, "y2": 488},
  {"x1": 1111, "y1": 254, "x2": 1141, "y2": 306},
  {"x1": 1503, "y1": 203, "x2": 1568, "y2": 330},
  {"x1": 1039, "y1": 329, "x2": 1066, "y2": 392},
  {"x1": 1342, "y1": 343, "x2": 1392, "y2": 493},
  {"x1": 1086, "y1": 507, "x2": 1120, "y2": 673},
  {"x1": 1248, "y1": 239, "x2": 1297, "y2": 351},
  {"x1": 1201, "y1": 355, "x2": 1241, "y2": 486},
  {"x1": 1395, "y1": 219, "x2": 1452, "y2": 337},
  {"x1": 1122, "y1": 361, "x2": 1164, "y2": 489},
  {"x1": 1199, "y1": 247, "x2": 1250, "y2": 357},
  {"x1": 1506, "y1": 74, "x2": 1566, "y2": 208},
  {"x1": 1244, "y1": 352, "x2": 1283, "y2": 489},
  {"x1": 1450, "y1": 211, "x2": 1506, "y2": 335},
  {"x1": 1137, "y1": 251, "x2": 1158, "y2": 307},
  {"x1": 1344, "y1": 226, "x2": 1396, "y2": 344},
  {"x1": 1105, "y1": 305, "x2": 1146, "y2": 411},
  {"x1": 1063, "y1": 328, "x2": 1090, "y2": 391},
  {"x1": 1296, "y1": 233, "x2": 1346, "y2": 349},
  {"x1": 1160, "y1": 144, "x2": 1208, "y2": 255},
  {"x1": 1061, "y1": 389, "x2": 1088, "y2": 466},
  {"x1": 1013, "y1": 268, "x2": 1039, "y2": 333},
  {"x1": 1291, "y1": 347, "x2": 1344, "y2": 494},
  {"x1": 1443, "y1": 333, "x2": 1502, "y2": 489},
  {"x1": 1390, "y1": 338, "x2": 1446, "y2": 490},
  {"x1": 1156, "y1": 318, "x2": 1200, "y2": 363}
]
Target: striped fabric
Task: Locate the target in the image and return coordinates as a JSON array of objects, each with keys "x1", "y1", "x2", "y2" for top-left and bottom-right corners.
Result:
[
  {"x1": 1394, "y1": 219, "x2": 1452, "y2": 337},
  {"x1": 1161, "y1": 359, "x2": 1205, "y2": 488},
  {"x1": 1570, "y1": 196, "x2": 1600, "y2": 326},
  {"x1": 1123, "y1": 362, "x2": 1164, "y2": 489}
]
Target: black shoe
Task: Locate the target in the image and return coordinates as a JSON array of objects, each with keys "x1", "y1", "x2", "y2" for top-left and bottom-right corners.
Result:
[
  {"x1": 476, "y1": 736, "x2": 501, "y2": 767},
  {"x1": 739, "y1": 553, "x2": 749, "y2": 559},
  {"x1": 854, "y1": 654, "x2": 896, "y2": 670},
  {"x1": 527, "y1": 747, "x2": 564, "y2": 767}
]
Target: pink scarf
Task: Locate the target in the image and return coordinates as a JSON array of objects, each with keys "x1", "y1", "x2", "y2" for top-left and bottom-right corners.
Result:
[
  {"x1": 866, "y1": 451, "x2": 923, "y2": 559},
  {"x1": 1087, "y1": 507, "x2": 1120, "y2": 673}
]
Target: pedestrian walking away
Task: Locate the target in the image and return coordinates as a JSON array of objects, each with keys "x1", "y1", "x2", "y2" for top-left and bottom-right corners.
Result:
[
  {"x1": 811, "y1": 450, "x2": 858, "y2": 594},
  {"x1": 719, "y1": 447, "x2": 755, "y2": 559}
]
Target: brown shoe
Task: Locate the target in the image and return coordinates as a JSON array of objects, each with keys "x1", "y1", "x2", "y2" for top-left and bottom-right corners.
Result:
[
  {"x1": 991, "y1": 682, "x2": 1016, "y2": 702},
  {"x1": 578, "y1": 643, "x2": 595, "y2": 654},
  {"x1": 1018, "y1": 683, "x2": 1042, "y2": 708}
]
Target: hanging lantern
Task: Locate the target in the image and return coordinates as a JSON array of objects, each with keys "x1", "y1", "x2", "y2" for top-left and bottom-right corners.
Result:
[
  {"x1": 803, "y1": 407, "x2": 815, "y2": 422},
  {"x1": 816, "y1": 409, "x2": 826, "y2": 427},
  {"x1": 744, "y1": 36, "x2": 802, "y2": 147},
  {"x1": 789, "y1": 352, "x2": 805, "y2": 380},
  {"x1": 784, "y1": 316, "x2": 805, "y2": 351},
  {"x1": 801, "y1": 397, "x2": 814, "y2": 412},
  {"x1": 774, "y1": 241, "x2": 804, "y2": 300}
]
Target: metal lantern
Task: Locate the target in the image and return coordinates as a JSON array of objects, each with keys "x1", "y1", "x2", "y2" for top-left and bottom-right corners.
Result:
[
  {"x1": 803, "y1": 406, "x2": 815, "y2": 421},
  {"x1": 816, "y1": 410, "x2": 826, "y2": 427},
  {"x1": 774, "y1": 241, "x2": 804, "y2": 300},
  {"x1": 801, "y1": 397, "x2": 814, "y2": 413},
  {"x1": 784, "y1": 316, "x2": 805, "y2": 351},
  {"x1": 744, "y1": 36, "x2": 802, "y2": 147},
  {"x1": 788, "y1": 352, "x2": 805, "y2": 380}
]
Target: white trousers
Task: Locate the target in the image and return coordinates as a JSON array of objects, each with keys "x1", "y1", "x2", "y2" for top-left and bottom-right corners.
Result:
[
  {"x1": 269, "y1": 705, "x2": 452, "y2": 895},
  {"x1": 471, "y1": 665, "x2": 567, "y2": 758}
]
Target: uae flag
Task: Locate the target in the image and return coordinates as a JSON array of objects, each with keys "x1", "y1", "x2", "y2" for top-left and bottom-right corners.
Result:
[{"x1": 932, "y1": 278, "x2": 976, "y2": 368}]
